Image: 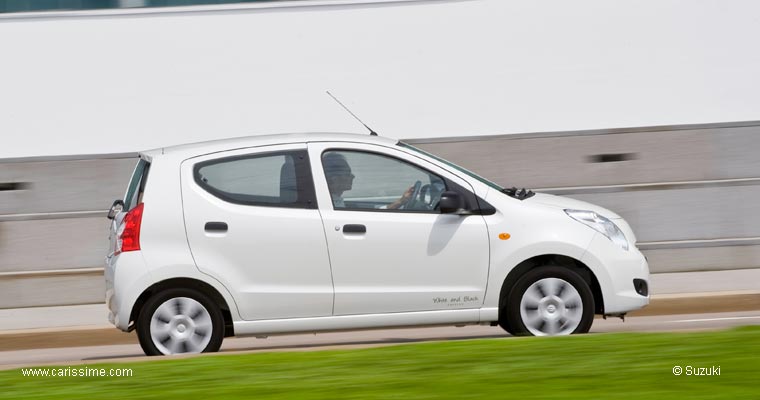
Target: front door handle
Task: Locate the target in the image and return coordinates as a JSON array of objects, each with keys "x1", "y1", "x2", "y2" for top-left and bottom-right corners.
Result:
[
  {"x1": 205, "y1": 222, "x2": 228, "y2": 232},
  {"x1": 343, "y1": 224, "x2": 366, "y2": 234}
]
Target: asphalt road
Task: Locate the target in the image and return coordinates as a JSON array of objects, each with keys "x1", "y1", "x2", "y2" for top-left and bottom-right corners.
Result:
[{"x1": 2, "y1": 310, "x2": 759, "y2": 371}]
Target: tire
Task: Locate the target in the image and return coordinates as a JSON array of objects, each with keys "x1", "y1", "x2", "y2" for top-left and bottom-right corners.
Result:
[
  {"x1": 497, "y1": 309, "x2": 516, "y2": 335},
  {"x1": 504, "y1": 266, "x2": 594, "y2": 336},
  {"x1": 136, "y1": 288, "x2": 225, "y2": 356}
]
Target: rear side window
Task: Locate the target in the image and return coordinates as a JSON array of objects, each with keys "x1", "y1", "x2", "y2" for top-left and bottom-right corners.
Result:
[
  {"x1": 124, "y1": 159, "x2": 150, "y2": 211},
  {"x1": 194, "y1": 150, "x2": 316, "y2": 209}
]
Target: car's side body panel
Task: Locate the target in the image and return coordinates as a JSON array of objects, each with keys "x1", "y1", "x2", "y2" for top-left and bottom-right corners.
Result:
[
  {"x1": 106, "y1": 133, "x2": 650, "y2": 343},
  {"x1": 107, "y1": 152, "x2": 244, "y2": 329},
  {"x1": 478, "y1": 190, "x2": 598, "y2": 310}
]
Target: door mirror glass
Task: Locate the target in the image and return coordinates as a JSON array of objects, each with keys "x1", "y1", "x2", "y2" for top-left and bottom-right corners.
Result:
[{"x1": 439, "y1": 191, "x2": 462, "y2": 214}]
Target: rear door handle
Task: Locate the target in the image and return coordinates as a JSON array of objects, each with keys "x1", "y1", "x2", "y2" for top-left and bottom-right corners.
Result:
[
  {"x1": 343, "y1": 224, "x2": 366, "y2": 234},
  {"x1": 205, "y1": 222, "x2": 228, "y2": 232}
]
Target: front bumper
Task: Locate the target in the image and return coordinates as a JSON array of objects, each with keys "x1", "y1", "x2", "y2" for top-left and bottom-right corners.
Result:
[{"x1": 581, "y1": 233, "x2": 650, "y2": 315}]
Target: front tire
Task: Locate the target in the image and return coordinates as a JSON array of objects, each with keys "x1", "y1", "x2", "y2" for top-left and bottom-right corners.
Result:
[
  {"x1": 504, "y1": 266, "x2": 595, "y2": 336},
  {"x1": 136, "y1": 288, "x2": 224, "y2": 356}
]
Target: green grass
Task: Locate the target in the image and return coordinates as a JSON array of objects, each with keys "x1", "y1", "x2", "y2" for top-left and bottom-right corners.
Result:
[{"x1": 2, "y1": 326, "x2": 759, "y2": 399}]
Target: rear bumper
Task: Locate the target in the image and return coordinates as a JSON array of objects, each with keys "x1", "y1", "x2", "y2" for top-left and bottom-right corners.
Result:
[
  {"x1": 105, "y1": 251, "x2": 151, "y2": 331},
  {"x1": 581, "y1": 233, "x2": 650, "y2": 315}
]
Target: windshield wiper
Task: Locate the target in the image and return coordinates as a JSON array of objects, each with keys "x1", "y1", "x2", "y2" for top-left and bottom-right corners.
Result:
[{"x1": 501, "y1": 187, "x2": 535, "y2": 200}]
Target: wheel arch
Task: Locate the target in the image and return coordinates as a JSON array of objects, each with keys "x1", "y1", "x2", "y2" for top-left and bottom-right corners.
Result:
[
  {"x1": 129, "y1": 277, "x2": 235, "y2": 337},
  {"x1": 498, "y1": 254, "x2": 604, "y2": 321}
]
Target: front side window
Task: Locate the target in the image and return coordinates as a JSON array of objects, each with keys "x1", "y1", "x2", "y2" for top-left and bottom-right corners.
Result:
[
  {"x1": 194, "y1": 150, "x2": 316, "y2": 209},
  {"x1": 321, "y1": 150, "x2": 446, "y2": 212}
]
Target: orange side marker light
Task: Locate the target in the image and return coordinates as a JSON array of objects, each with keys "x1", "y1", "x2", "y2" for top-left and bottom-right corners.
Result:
[{"x1": 499, "y1": 233, "x2": 511, "y2": 240}]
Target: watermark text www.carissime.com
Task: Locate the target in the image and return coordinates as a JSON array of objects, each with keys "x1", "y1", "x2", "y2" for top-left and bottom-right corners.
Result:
[
  {"x1": 21, "y1": 366, "x2": 133, "y2": 378},
  {"x1": 672, "y1": 365, "x2": 721, "y2": 376}
]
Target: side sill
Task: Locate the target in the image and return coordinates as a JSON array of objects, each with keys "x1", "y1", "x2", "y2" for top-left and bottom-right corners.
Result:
[{"x1": 232, "y1": 309, "x2": 483, "y2": 337}]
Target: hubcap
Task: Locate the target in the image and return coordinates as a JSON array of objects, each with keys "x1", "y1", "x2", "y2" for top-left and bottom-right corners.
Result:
[
  {"x1": 519, "y1": 277, "x2": 583, "y2": 336},
  {"x1": 150, "y1": 297, "x2": 213, "y2": 355}
]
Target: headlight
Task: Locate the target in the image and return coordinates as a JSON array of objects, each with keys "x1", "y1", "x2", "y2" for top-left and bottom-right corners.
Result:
[{"x1": 565, "y1": 209, "x2": 629, "y2": 251}]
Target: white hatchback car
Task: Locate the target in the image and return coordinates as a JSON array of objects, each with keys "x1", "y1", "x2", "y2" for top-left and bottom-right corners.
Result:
[{"x1": 106, "y1": 133, "x2": 649, "y2": 356}]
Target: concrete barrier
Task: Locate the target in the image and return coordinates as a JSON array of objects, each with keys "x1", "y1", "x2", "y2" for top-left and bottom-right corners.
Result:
[{"x1": 2, "y1": 121, "x2": 759, "y2": 308}]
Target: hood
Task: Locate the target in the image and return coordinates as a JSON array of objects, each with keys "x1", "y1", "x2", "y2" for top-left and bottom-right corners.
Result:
[{"x1": 526, "y1": 193, "x2": 622, "y2": 219}]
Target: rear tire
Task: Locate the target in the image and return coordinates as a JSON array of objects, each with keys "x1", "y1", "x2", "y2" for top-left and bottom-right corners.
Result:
[
  {"x1": 136, "y1": 288, "x2": 224, "y2": 356},
  {"x1": 504, "y1": 266, "x2": 594, "y2": 336}
]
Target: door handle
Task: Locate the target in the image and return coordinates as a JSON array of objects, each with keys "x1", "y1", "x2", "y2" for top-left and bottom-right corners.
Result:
[
  {"x1": 342, "y1": 224, "x2": 366, "y2": 234},
  {"x1": 205, "y1": 222, "x2": 228, "y2": 232}
]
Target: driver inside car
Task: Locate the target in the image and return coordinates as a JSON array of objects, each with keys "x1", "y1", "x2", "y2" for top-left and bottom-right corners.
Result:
[{"x1": 323, "y1": 152, "x2": 415, "y2": 209}]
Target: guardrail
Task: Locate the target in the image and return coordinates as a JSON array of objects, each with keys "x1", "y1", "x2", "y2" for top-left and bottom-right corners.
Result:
[{"x1": 2, "y1": 120, "x2": 759, "y2": 308}]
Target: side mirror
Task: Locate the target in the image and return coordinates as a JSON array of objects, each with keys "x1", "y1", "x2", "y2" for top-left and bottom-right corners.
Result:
[
  {"x1": 107, "y1": 199, "x2": 124, "y2": 220},
  {"x1": 439, "y1": 191, "x2": 463, "y2": 214}
]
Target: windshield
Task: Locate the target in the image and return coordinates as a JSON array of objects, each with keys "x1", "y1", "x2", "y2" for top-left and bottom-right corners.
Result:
[{"x1": 398, "y1": 142, "x2": 504, "y2": 191}]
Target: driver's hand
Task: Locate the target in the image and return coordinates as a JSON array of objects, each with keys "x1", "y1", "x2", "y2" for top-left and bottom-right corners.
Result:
[
  {"x1": 399, "y1": 185, "x2": 415, "y2": 202},
  {"x1": 388, "y1": 185, "x2": 415, "y2": 209}
]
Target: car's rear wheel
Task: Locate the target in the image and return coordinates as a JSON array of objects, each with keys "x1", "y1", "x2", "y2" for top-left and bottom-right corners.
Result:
[
  {"x1": 136, "y1": 288, "x2": 224, "y2": 356},
  {"x1": 504, "y1": 266, "x2": 594, "y2": 336}
]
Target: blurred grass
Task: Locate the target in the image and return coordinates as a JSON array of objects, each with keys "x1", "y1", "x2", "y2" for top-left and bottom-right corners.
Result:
[{"x1": 2, "y1": 326, "x2": 759, "y2": 399}]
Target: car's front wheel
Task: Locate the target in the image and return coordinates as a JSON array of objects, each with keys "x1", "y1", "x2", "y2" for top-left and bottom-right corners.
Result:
[
  {"x1": 136, "y1": 288, "x2": 224, "y2": 356},
  {"x1": 504, "y1": 266, "x2": 595, "y2": 336}
]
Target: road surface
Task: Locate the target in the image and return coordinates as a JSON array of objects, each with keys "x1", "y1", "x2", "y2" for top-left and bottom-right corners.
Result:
[{"x1": 1, "y1": 310, "x2": 758, "y2": 371}]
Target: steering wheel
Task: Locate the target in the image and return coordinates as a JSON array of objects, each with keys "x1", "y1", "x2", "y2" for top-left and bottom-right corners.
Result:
[
  {"x1": 402, "y1": 180, "x2": 422, "y2": 209},
  {"x1": 418, "y1": 184, "x2": 437, "y2": 210}
]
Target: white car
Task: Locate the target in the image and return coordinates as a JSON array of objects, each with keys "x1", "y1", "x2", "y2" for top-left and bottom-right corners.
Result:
[{"x1": 105, "y1": 133, "x2": 649, "y2": 356}]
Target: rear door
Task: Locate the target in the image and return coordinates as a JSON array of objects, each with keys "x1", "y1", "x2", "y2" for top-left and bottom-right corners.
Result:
[{"x1": 180, "y1": 144, "x2": 334, "y2": 321}]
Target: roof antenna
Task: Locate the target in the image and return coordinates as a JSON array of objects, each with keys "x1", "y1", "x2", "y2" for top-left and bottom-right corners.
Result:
[{"x1": 326, "y1": 91, "x2": 378, "y2": 136}]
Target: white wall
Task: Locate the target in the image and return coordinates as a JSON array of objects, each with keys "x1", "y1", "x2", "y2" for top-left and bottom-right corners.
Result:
[{"x1": 2, "y1": 0, "x2": 759, "y2": 158}]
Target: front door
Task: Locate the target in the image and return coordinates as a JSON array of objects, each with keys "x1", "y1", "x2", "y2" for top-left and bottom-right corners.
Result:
[
  {"x1": 308, "y1": 142, "x2": 490, "y2": 316},
  {"x1": 181, "y1": 144, "x2": 334, "y2": 321}
]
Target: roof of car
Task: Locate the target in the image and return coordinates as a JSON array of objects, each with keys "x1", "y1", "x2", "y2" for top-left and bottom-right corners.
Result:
[{"x1": 140, "y1": 132, "x2": 400, "y2": 160}]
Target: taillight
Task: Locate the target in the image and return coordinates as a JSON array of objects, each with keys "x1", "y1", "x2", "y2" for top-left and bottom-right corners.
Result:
[{"x1": 118, "y1": 203, "x2": 144, "y2": 253}]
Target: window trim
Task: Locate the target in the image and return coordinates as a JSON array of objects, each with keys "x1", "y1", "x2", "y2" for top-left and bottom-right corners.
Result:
[
  {"x1": 193, "y1": 149, "x2": 318, "y2": 209},
  {"x1": 319, "y1": 148, "x2": 457, "y2": 214}
]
